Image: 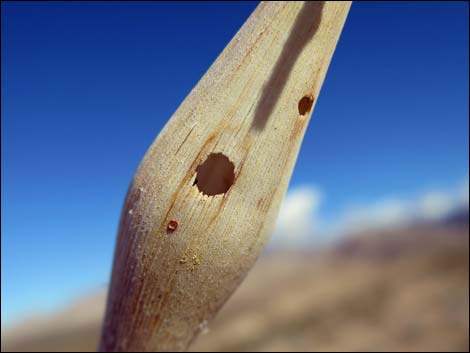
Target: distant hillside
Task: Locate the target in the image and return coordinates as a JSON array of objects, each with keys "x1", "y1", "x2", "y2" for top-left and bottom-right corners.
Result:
[
  {"x1": 2, "y1": 222, "x2": 468, "y2": 352},
  {"x1": 443, "y1": 208, "x2": 469, "y2": 227}
]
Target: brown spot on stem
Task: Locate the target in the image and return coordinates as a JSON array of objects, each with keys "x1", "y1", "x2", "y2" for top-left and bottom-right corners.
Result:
[
  {"x1": 298, "y1": 95, "x2": 314, "y2": 116},
  {"x1": 167, "y1": 220, "x2": 178, "y2": 232}
]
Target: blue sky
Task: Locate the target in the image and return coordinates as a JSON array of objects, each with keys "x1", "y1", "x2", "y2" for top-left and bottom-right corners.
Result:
[{"x1": 2, "y1": 1, "x2": 468, "y2": 325}]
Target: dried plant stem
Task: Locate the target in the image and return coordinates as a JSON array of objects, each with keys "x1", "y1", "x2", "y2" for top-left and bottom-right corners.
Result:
[{"x1": 99, "y1": 1, "x2": 351, "y2": 351}]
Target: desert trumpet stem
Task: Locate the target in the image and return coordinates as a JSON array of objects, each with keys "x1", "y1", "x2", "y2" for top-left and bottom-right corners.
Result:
[{"x1": 99, "y1": 2, "x2": 351, "y2": 351}]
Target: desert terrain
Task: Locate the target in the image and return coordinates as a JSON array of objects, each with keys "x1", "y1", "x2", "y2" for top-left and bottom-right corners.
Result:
[{"x1": 2, "y1": 219, "x2": 468, "y2": 352}]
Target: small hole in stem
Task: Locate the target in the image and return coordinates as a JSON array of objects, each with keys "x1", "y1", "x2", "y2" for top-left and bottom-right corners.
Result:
[
  {"x1": 167, "y1": 220, "x2": 178, "y2": 232},
  {"x1": 298, "y1": 95, "x2": 314, "y2": 116}
]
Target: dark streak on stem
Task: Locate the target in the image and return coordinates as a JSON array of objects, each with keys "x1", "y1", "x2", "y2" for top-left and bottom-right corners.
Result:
[{"x1": 251, "y1": 2, "x2": 324, "y2": 130}]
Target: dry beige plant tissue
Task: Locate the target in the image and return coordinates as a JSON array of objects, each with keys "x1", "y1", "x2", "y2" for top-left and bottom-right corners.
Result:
[{"x1": 99, "y1": 2, "x2": 351, "y2": 351}]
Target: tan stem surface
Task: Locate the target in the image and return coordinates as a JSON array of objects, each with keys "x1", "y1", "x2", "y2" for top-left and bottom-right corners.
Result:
[{"x1": 99, "y1": 2, "x2": 351, "y2": 351}]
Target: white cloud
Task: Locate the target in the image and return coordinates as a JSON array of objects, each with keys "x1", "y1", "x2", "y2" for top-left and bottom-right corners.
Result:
[
  {"x1": 336, "y1": 198, "x2": 412, "y2": 235},
  {"x1": 417, "y1": 190, "x2": 455, "y2": 221},
  {"x1": 270, "y1": 185, "x2": 322, "y2": 246},
  {"x1": 335, "y1": 182, "x2": 468, "y2": 236},
  {"x1": 269, "y1": 178, "x2": 469, "y2": 248}
]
